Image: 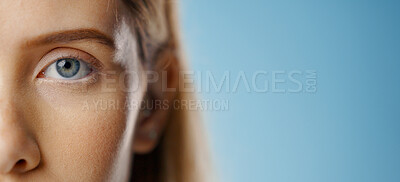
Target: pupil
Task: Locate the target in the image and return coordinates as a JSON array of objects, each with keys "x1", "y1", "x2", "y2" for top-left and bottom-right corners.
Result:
[{"x1": 64, "y1": 62, "x2": 71, "y2": 69}]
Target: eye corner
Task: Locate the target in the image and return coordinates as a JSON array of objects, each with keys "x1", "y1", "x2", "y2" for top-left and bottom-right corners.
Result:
[{"x1": 36, "y1": 71, "x2": 46, "y2": 78}]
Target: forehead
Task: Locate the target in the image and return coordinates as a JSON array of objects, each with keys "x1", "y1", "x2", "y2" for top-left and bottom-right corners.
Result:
[{"x1": 0, "y1": 0, "x2": 120, "y2": 49}]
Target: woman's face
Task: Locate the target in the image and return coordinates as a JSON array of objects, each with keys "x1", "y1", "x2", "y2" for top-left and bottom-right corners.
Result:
[{"x1": 0, "y1": 1, "x2": 144, "y2": 181}]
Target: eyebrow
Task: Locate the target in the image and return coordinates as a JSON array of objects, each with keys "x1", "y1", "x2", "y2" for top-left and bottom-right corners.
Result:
[{"x1": 24, "y1": 29, "x2": 115, "y2": 49}]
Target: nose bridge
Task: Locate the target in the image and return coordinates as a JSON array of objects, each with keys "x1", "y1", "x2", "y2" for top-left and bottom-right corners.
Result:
[
  {"x1": 0, "y1": 47, "x2": 28, "y2": 129},
  {"x1": 0, "y1": 98, "x2": 19, "y2": 130},
  {"x1": 0, "y1": 58, "x2": 22, "y2": 118},
  {"x1": 0, "y1": 58, "x2": 18, "y2": 99}
]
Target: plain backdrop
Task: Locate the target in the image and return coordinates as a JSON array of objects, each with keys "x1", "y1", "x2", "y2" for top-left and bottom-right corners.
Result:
[{"x1": 181, "y1": 0, "x2": 400, "y2": 182}]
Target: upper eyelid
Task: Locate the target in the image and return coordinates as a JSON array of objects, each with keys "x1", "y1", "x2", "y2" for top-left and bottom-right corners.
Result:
[{"x1": 47, "y1": 48, "x2": 103, "y2": 70}]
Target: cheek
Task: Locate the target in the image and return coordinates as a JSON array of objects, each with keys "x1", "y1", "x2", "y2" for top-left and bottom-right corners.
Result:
[{"x1": 31, "y1": 87, "x2": 138, "y2": 181}]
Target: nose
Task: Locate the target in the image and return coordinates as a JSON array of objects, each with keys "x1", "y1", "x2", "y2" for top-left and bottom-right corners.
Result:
[{"x1": 0, "y1": 104, "x2": 41, "y2": 174}]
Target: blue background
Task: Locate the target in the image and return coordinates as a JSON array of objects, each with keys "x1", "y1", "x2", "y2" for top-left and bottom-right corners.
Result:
[{"x1": 181, "y1": 0, "x2": 400, "y2": 182}]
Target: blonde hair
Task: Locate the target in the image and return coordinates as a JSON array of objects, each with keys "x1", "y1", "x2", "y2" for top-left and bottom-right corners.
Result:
[{"x1": 122, "y1": 0, "x2": 211, "y2": 181}]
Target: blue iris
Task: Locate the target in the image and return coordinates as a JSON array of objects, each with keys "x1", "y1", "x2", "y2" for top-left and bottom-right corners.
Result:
[{"x1": 56, "y1": 58, "x2": 80, "y2": 78}]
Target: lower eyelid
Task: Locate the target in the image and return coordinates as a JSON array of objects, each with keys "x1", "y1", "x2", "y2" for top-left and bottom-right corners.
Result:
[{"x1": 35, "y1": 71, "x2": 100, "y2": 91}]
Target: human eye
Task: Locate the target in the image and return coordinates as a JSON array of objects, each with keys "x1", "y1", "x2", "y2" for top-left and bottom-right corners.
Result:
[
  {"x1": 41, "y1": 58, "x2": 92, "y2": 80},
  {"x1": 36, "y1": 48, "x2": 103, "y2": 81}
]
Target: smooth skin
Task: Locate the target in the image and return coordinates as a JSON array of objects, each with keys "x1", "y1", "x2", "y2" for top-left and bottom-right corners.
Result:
[{"x1": 0, "y1": 0, "x2": 178, "y2": 181}]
